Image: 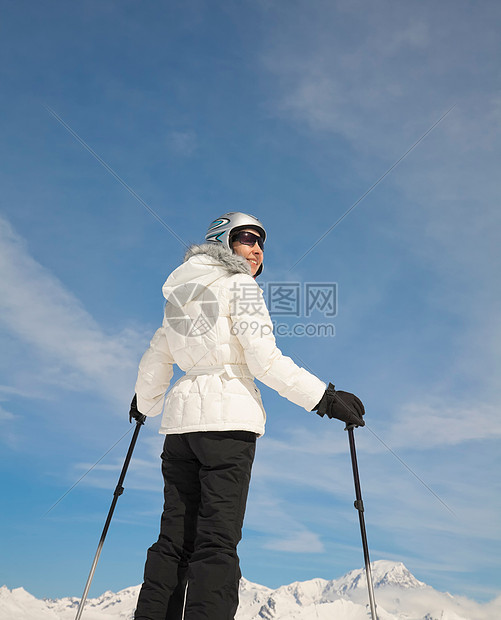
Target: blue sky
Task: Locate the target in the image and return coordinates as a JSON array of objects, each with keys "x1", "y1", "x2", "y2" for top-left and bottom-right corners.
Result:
[{"x1": 1, "y1": 0, "x2": 500, "y2": 605}]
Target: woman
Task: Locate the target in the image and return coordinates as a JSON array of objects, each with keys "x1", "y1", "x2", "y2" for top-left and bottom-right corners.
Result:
[{"x1": 131, "y1": 212, "x2": 365, "y2": 620}]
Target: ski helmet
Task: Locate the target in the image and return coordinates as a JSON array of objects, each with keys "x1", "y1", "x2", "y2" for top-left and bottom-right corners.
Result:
[{"x1": 205, "y1": 212, "x2": 266, "y2": 276}]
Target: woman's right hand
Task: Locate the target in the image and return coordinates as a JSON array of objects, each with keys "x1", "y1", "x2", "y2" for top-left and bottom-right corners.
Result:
[{"x1": 312, "y1": 383, "x2": 365, "y2": 427}]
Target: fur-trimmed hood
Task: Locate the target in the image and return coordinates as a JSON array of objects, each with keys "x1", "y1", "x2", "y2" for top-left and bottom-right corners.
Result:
[
  {"x1": 183, "y1": 243, "x2": 252, "y2": 276},
  {"x1": 162, "y1": 243, "x2": 252, "y2": 301}
]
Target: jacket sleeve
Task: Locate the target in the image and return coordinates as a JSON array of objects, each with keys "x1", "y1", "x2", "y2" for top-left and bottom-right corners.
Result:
[
  {"x1": 135, "y1": 323, "x2": 174, "y2": 416},
  {"x1": 228, "y1": 274, "x2": 326, "y2": 411}
]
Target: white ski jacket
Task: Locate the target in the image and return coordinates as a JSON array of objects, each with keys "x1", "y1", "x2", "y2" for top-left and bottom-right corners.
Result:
[{"x1": 135, "y1": 243, "x2": 326, "y2": 436}]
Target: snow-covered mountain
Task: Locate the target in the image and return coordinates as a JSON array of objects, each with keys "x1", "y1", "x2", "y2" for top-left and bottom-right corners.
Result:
[{"x1": 2, "y1": 561, "x2": 500, "y2": 620}]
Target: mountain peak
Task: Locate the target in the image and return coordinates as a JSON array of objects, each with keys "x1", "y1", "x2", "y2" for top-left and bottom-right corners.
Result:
[
  {"x1": 334, "y1": 560, "x2": 426, "y2": 595},
  {"x1": 2, "y1": 563, "x2": 498, "y2": 620},
  {"x1": 372, "y1": 560, "x2": 426, "y2": 589}
]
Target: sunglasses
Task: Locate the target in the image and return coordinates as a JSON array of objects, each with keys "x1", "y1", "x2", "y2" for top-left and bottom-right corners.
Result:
[{"x1": 232, "y1": 230, "x2": 264, "y2": 250}]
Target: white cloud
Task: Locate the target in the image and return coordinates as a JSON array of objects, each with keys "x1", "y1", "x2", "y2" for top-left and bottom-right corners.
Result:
[
  {"x1": 0, "y1": 404, "x2": 16, "y2": 421},
  {"x1": 247, "y1": 409, "x2": 500, "y2": 563},
  {"x1": 259, "y1": 0, "x2": 501, "y2": 425},
  {"x1": 0, "y1": 215, "x2": 146, "y2": 407},
  {"x1": 168, "y1": 130, "x2": 198, "y2": 157},
  {"x1": 387, "y1": 400, "x2": 501, "y2": 449},
  {"x1": 72, "y1": 454, "x2": 162, "y2": 494},
  {"x1": 0, "y1": 402, "x2": 21, "y2": 446},
  {"x1": 265, "y1": 530, "x2": 324, "y2": 553},
  {"x1": 0, "y1": 384, "x2": 33, "y2": 397},
  {"x1": 245, "y1": 491, "x2": 325, "y2": 554},
  {"x1": 260, "y1": 4, "x2": 439, "y2": 146}
]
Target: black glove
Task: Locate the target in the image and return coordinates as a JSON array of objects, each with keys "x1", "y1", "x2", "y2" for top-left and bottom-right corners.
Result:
[
  {"x1": 312, "y1": 383, "x2": 365, "y2": 427},
  {"x1": 129, "y1": 394, "x2": 147, "y2": 425}
]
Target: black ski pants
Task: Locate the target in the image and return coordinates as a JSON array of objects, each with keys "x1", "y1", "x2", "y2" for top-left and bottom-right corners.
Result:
[{"x1": 134, "y1": 430, "x2": 256, "y2": 620}]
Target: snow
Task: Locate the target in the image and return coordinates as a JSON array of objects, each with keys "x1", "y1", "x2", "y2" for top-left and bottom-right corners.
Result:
[{"x1": 1, "y1": 561, "x2": 500, "y2": 620}]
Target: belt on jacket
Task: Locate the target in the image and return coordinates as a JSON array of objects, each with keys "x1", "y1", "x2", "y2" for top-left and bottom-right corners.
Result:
[{"x1": 185, "y1": 364, "x2": 253, "y2": 379}]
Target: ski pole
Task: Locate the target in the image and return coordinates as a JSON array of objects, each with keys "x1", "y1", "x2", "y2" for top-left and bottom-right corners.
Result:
[
  {"x1": 345, "y1": 423, "x2": 378, "y2": 620},
  {"x1": 74, "y1": 418, "x2": 145, "y2": 620}
]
